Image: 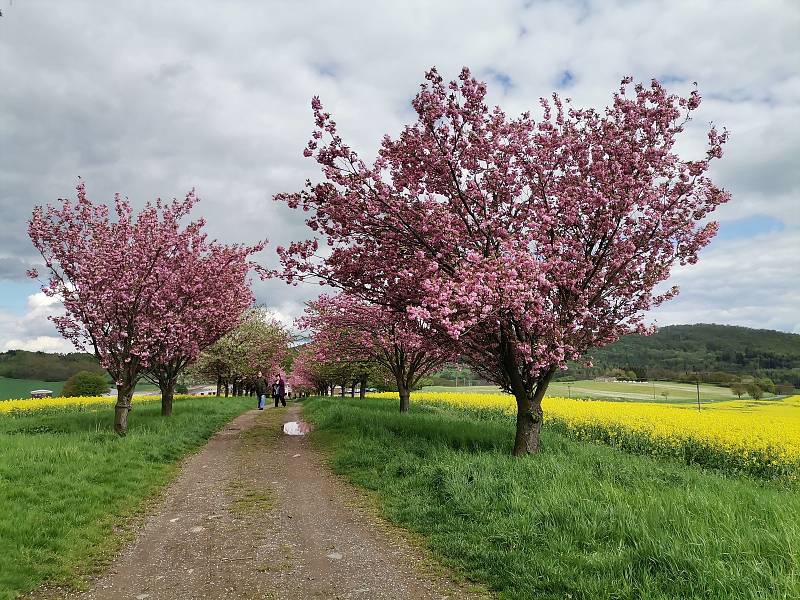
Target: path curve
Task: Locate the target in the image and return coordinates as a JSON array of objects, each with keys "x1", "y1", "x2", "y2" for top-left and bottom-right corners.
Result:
[{"x1": 62, "y1": 404, "x2": 490, "y2": 600}]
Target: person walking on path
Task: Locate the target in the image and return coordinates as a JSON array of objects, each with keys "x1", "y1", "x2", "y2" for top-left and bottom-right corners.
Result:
[
  {"x1": 272, "y1": 375, "x2": 286, "y2": 408},
  {"x1": 255, "y1": 371, "x2": 268, "y2": 410}
]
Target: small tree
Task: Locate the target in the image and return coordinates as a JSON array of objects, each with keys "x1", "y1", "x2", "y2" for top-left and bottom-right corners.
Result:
[
  {"x1": 756, "y1": 377, "x2": 775, "y2": 395},
  {"x1": 299, "y1": 294, "x2": 454, "y2": 411},
  {"x1": 191, "y1": 308, "x2": 291, "y2": 395},
  {"x1": 730, "y1": 382, "x2": 746, "y2": 399},
  {"x1": 745, "y1": 382, "x2": 764, "y2": 400},
  {"x1": 61, "y1": 370, "x2": 109, "y2": 397}
]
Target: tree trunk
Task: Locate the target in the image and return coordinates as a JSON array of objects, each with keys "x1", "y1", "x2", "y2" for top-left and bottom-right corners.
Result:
[
  {"x1": 359, "y1": 374, "x2": 367, "y2": 399},
  {"x1": 350, "y1": 380, "x2": 356, "y2": 398},
  {"x1": 512, "y1": 370, "x2": 554, "y2": 456},
  {"x1": 340, "y1": 382, "x2": 346, "y2": 398},
  {"x1": 216, "y1": 375, "x2": 222, "y2": 397},
  {"x1": 224, "y1": 381, "x2": 229, "y2": 397},
  {"x1": 114, "y1": 383, "x2": 134, "y2": 435},
  {"x1": 396, "y1": 374, "x2": 410, "y2": 412},
  {"x1": 160, "y1": 378, "x2": 176, "y2": 417},
  {"x1": 512, "y1": 392, "x2": 543, "y2": 455}
]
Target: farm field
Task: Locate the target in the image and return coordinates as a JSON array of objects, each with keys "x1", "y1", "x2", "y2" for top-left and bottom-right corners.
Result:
[
  {"x1": 0, "y1": 394, "x2": 253, "y2": 599},
  {"x1": 0, "y1": 377, "x2": 160, "y2": 401},
  {"x1": 0, "y1": 377, "x2": 65, "y2": 400},
  {"x1": 422, "y1": 379, "x2": 774, "y2": 403},
  {"x1": 305, "y1": 396, "x2": 800, "y2": 599},
  {"x1": 373, "y1": 391, "x2": 800, "y2": 481}
]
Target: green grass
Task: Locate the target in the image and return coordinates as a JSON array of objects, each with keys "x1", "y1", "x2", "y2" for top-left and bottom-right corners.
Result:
[
  {"x1": 304, "y1": 397, "x2": 800, "y2": 600},
  {"x1": 0, "y1": 395, "x2": 253, "y2": 599},
  {"x1": 0, "y1": 377, "x2": 66, "y2": 400},
  {"x1": 421, "y1": 379, "x2": 769, "y2": 403}
]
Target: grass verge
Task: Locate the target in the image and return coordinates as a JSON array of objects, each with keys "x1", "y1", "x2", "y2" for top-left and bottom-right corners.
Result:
[
  {"x1": 304, "y1": 396, "x2": 800, "y2": 600},
  {"x1": 0, "y1": 395, "x2": 254, "y2": 599}
]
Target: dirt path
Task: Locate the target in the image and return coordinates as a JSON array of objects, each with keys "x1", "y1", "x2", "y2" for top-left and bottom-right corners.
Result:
[{"x1": 64, "y1": 404, "x2": 491, "y2": 600}]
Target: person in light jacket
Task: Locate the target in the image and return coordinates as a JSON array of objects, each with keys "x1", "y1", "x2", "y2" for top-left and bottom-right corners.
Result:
[{"x1": 254, "y1": 371, "x2": 268, "y2": 410}]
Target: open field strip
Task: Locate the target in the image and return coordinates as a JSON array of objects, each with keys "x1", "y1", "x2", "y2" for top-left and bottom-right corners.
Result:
[
  {"x1": 423, "y1": 379, "x2": 755, "y2": 402},
  {"x1": 0, "y1": 377, "x2": 67, "y2": 400},
  {"x1": 0, "y1": 392, "x2": 176, "y2": 415},
  {"x1": 370, "y1": 391, "x2": 800, "y2": 481},
  {"x1": 0, "y1": 379, "x2": 165, "y2": 402}
]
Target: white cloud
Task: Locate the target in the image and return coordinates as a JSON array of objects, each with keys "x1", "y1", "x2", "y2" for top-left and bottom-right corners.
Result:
[
  {"x1": 3, "y1": 336, "x2": 74, "y2": 353},
  {"x1": 649, "y1": 228, "x2": 800, "y2": 332},
  {"x1": 0, "y1": 292, "x2": 75, "y2": 353},
  {"x1": 0, "y1": 0, "x2": 798, "y2": 338}
]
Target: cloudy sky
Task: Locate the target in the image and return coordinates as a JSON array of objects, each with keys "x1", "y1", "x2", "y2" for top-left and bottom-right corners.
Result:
[{"x1": 0, "y1": 0, "x2": 798, "y2": 353}]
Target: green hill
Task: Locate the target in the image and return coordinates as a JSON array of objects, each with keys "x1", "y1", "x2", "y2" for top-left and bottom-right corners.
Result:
[
  {"x1": 565, "y1": 324, "x2": 800, "y2": 386},
  {"x1": 0, "y1": 350, "x2": 105, "y2": 382}
]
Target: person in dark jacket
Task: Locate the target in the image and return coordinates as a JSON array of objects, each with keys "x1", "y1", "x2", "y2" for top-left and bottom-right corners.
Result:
[
  {"x1": 254, "y1": 371, "x2": 268, "y2": 410},
  {"x1": 272, "y1": 375, "x2": 286, "y2": 408}
]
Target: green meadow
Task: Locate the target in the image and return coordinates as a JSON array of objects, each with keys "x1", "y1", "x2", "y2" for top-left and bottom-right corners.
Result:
[{"x1": 305, "y1": 396, "x2": 800, "y2": 600}]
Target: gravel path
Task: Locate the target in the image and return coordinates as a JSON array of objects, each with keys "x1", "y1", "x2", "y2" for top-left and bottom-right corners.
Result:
[{"x1": 63, "y1": 404, "x2": 491, "y2": 600}]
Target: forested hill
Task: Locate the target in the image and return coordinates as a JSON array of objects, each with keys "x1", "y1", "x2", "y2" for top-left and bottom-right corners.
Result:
[
  {"x1": 570, "y1": 324, "x2": 800, "y2": 385},
  {"x1": 0, "y1": 350, "x2": 105, "y2": 381},
  {"x1": 3, "y1": 324, "x2": 799, "y2": 385}
]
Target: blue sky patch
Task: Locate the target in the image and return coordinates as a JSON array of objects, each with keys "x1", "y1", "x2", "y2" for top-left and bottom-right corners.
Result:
[
  {"x1": 558, "y1": 70, "x2": 574, "y2": 88},
  {"x1": 487, "y1": 69, "x2": 514, "y2": 94},
  {"x1": 0, "y1": 280, "x2": 38, "y2": 314},
  {"x1": 716, "y1": 215, "x2": 786, "y2": 240}
]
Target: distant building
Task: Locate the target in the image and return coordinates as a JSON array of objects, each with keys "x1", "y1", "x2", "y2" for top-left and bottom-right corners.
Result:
[
  {"x1": 594, "y1": 376, "x2": 617, "y2": 383},
  {"x1": 30, "y1": 389, "x2": 53, "y2": 398}
]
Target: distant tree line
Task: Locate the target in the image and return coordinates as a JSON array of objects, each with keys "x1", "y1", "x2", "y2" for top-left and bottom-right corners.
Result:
[
  {"x1": 0, "y1": 350, "x2": 107, "y2": 382},
  {"x1": 556, "y1": 324, "x2": 800, "y2": 387}
]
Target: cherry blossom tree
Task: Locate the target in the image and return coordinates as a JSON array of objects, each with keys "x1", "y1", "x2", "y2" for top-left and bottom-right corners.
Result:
[
  {"x1": 299, "y1": 293, "x2": 454, "y2": 411},
  {"x1": 143, "y1": 239, "x2": 262, "y2": 416},
  {"x1": 288, "y1": 341, "x2": 384, "y2": 398},
  {"x1": 286, "y1": 345, "x2": 321, "y2": 396},
  {"x1": 191, "y1": 307, "x2": 291, "y2": 396},
  {"x1": 28, "y1": 182, "x2": 265, "y2": 433},
  {"x1": 277, "y1": 68, "x2": 730, "y2": 454}
]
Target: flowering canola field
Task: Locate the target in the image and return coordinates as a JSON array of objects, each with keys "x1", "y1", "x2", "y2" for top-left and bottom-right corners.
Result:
[
  {"x1": 0, "y1": 393, "x2": 166, "y2": 415},
  {"x1": 369, "y1": 391, "x2": 800, "y2": 481}
]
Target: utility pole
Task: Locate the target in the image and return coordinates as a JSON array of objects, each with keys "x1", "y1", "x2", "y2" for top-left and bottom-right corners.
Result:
[{"x1": 696, "y1": 376, "x2": 701, "y2": 412}]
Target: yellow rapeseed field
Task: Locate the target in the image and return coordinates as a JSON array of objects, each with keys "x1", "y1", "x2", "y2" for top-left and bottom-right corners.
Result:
[
  {"x1": 0, "y1": 394, "x2": 164, "y2": 414},
  {"x1": 369, "y1": 391, "x2": 800, "y2": 481}
]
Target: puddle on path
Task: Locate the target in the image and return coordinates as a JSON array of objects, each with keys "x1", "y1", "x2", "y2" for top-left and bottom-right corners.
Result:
[{"x1": 283, "y1": 421, "x2": 313, "y2": 436}]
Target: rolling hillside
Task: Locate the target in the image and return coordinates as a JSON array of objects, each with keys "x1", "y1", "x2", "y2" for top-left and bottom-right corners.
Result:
[
  {"x1": 572, "y1": 324, "x2": 800, "y2": 385},
  {"x1": 0, "y1": 349, "x2": 105, "y2": 381}
]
